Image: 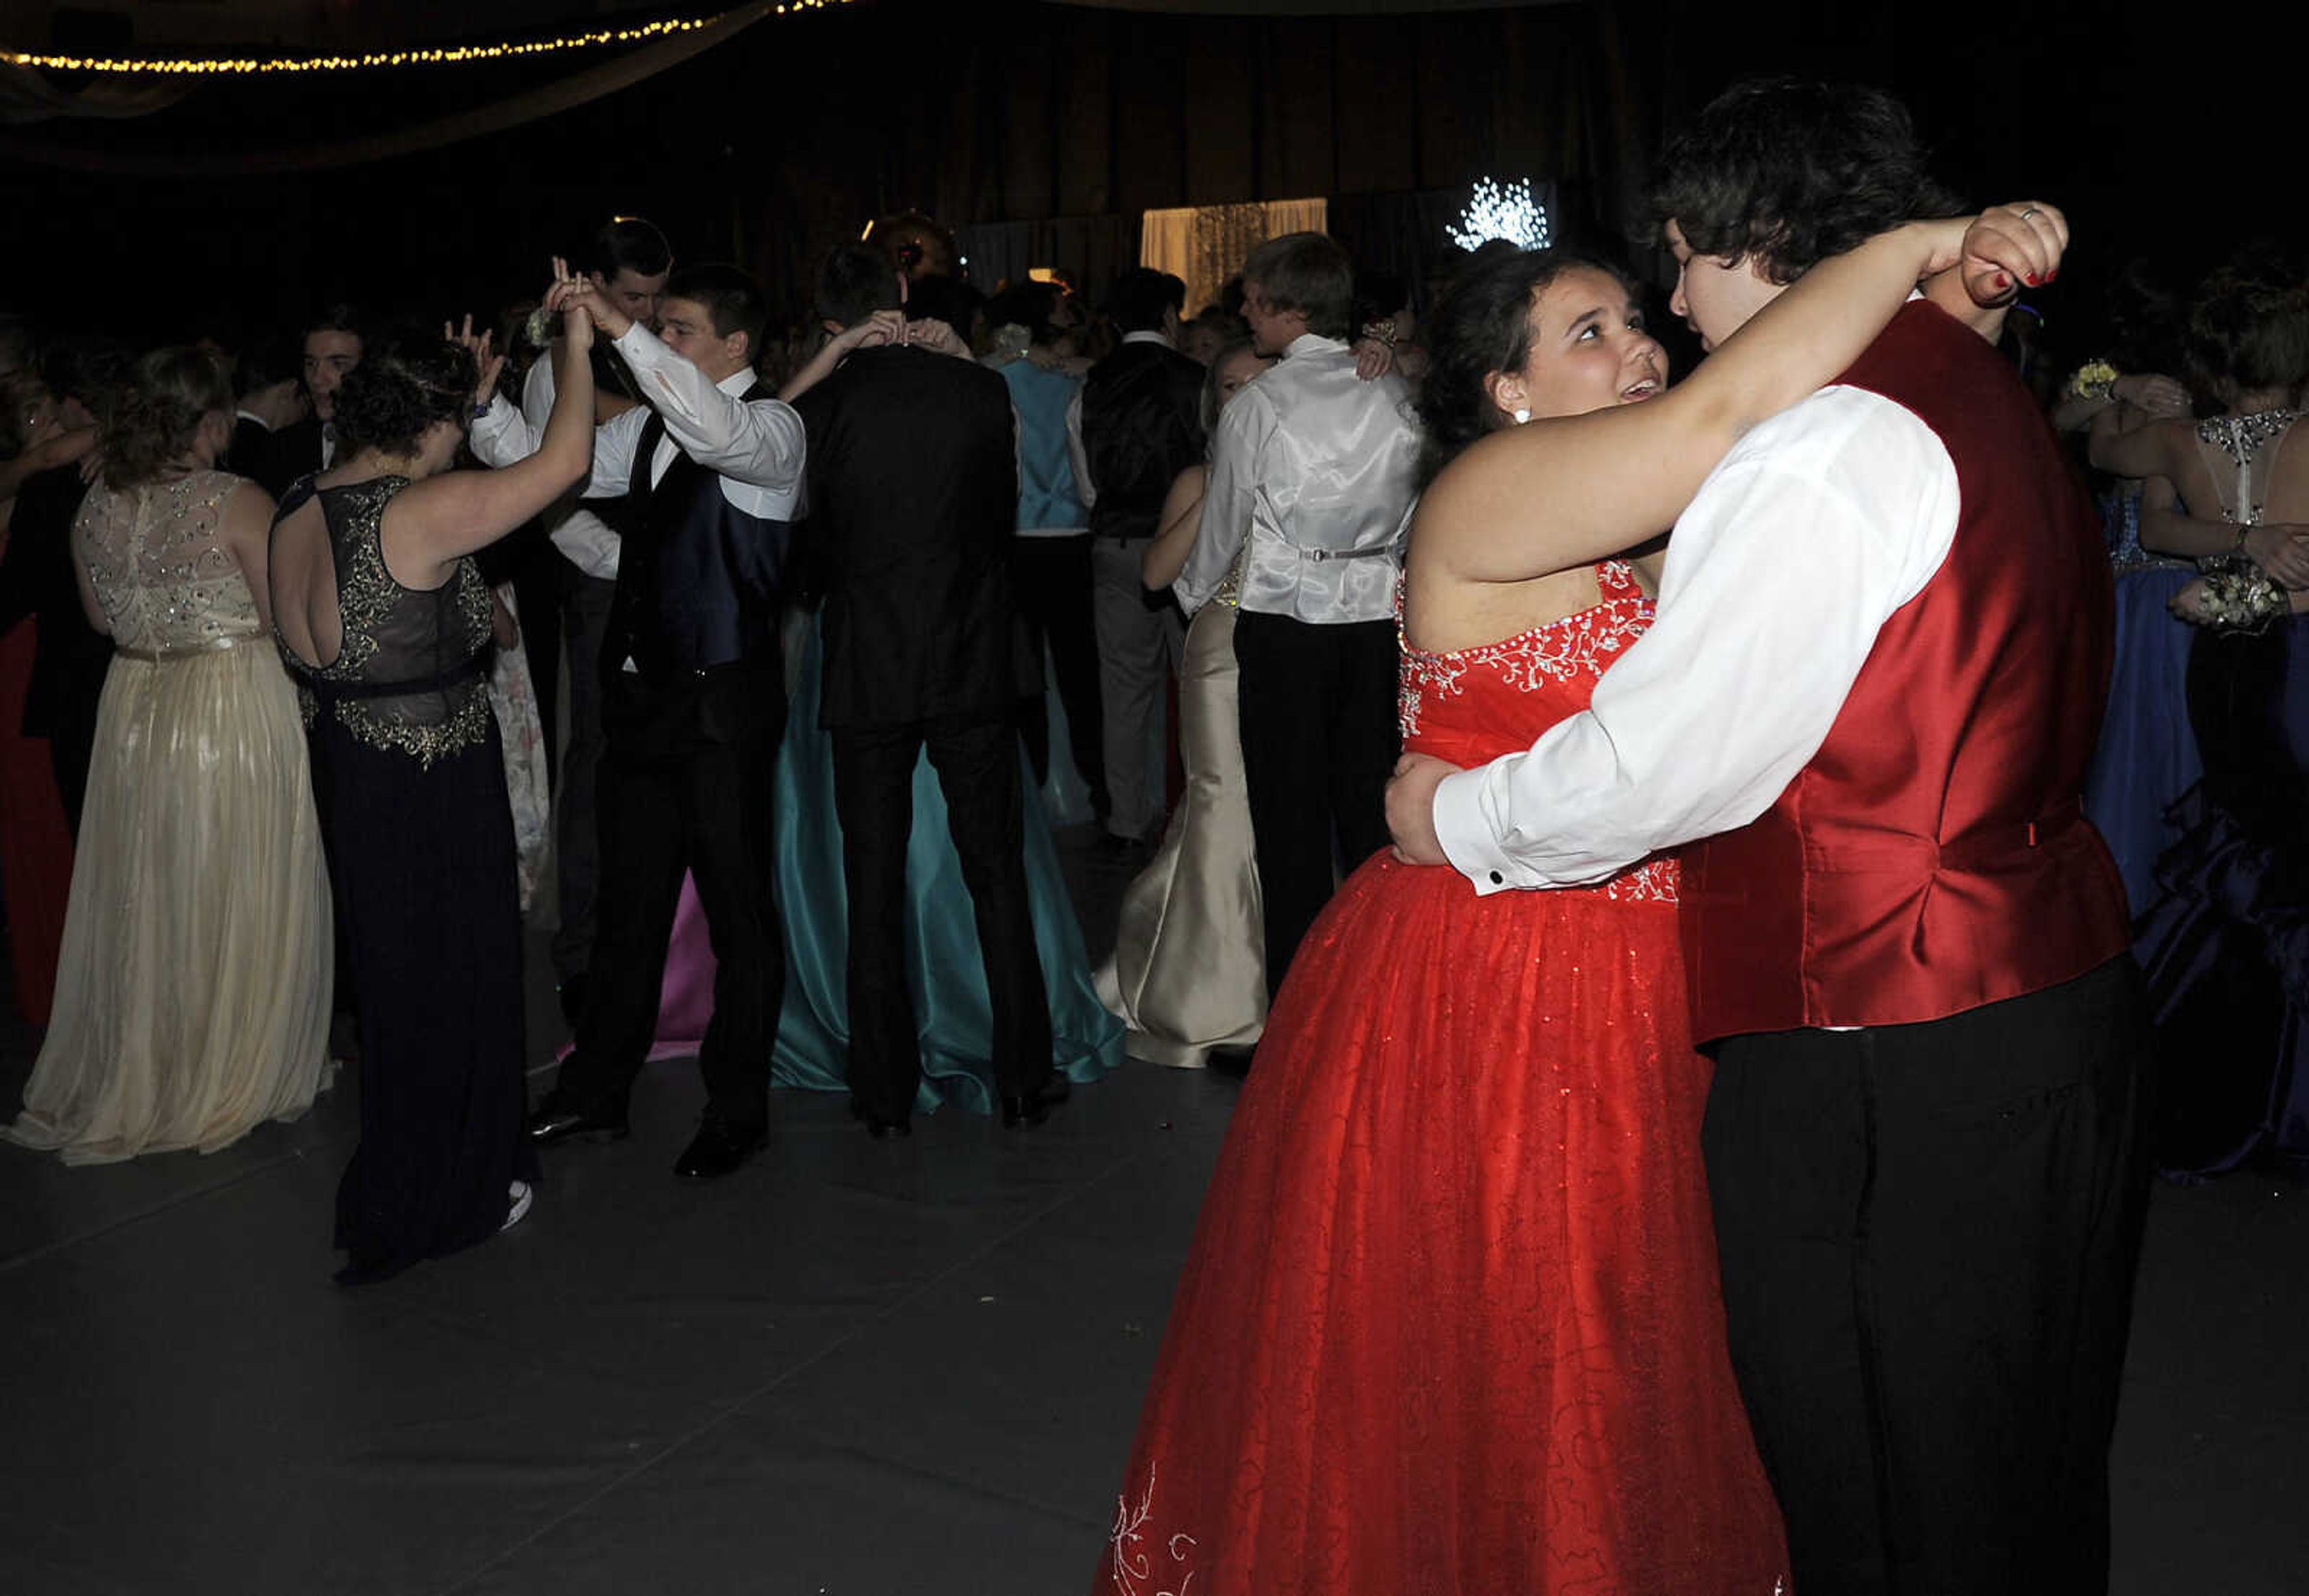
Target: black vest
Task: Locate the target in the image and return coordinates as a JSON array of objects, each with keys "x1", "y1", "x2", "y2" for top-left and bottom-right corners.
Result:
[
  {"x1": 607, "y1": 380, "x2": 790, "y2": 679},
  {"x1": 1081, "y1": 341, "x2": 1204, "y2": 542}
]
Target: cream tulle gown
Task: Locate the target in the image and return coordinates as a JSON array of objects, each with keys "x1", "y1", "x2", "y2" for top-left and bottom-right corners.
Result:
[{"x1": 5, "y1": 470, "x2": 331, "y2": 1163}]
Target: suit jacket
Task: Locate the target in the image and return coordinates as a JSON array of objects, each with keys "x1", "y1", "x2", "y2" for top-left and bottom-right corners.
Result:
[
  {"x1": 795, "y1": 344, "x2": 1032, "y2": 728},
  {"x1": 265, "y1": 416, "x2": 327, "y2": 497},
  {"x1": 1079, "y1": 340, "x2": 1204, "y2": 542},
  {"x1": 228, "y1": 418, "x2": 280, "y2": 497}
]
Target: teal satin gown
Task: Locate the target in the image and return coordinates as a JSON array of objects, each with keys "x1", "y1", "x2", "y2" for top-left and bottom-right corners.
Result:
[{"x1": 633, "y1": 617, "x2": 1123, "y2": 1114}]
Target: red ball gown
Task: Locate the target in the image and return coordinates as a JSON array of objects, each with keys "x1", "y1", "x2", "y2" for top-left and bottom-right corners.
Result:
[{"x1": 1097, "y1": 560, "x2": 1788, "y2": 1596}]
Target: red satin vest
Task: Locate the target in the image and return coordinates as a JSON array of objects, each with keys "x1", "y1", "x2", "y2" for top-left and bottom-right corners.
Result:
[{"x1": 1681, "y1": 303, "x2": 2131, "y2": 1043}]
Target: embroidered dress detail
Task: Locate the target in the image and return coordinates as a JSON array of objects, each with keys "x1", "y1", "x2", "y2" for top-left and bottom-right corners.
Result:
[
  {"x1": 276, "y1": 476, "x2": 496, "y2": 767},
  {"x1": 1397, "y1": 559, "x2": 1673, "y2": 903}
]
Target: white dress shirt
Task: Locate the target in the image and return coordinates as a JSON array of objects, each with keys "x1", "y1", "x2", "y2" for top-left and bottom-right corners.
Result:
[
  {"x1": 471, "y1": 323, "x2": 807, "y2": 524},
  {"x1": 1064, "y1": 328, "x2": 1178, "y2": 511},
  {"x1": 518, "y1": 353, "x2": 618, "y2": 580},
  {"x1": 1174, "y1": 333, "x2": 1420, "y2": 624},
  {"x1": 1432, "y1": 385, "x2": 1962, "y2": 893}
]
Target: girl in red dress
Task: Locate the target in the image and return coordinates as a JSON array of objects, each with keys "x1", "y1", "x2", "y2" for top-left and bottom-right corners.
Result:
[{"x1": 1098, "y1": 216, "x2": 2009, "y2": 1595}]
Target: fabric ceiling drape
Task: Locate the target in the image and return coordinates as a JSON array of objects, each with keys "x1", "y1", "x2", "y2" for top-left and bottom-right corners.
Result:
[{"x1": 1140, "y1": 197, "x2": 1326, "y2": 316}]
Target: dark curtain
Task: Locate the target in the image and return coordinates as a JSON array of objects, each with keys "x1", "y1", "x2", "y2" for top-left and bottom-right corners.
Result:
[{"x1": 0, "y1": 1, "x2": 1649, "y2": 333}]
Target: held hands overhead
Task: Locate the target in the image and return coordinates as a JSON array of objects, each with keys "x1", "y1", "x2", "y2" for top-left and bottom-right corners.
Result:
[{"x1": 542, "y1": 256, "x2": 613, "y2": 344}]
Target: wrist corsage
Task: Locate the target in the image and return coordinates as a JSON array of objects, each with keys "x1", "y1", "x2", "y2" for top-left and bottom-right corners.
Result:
[
  {"x1": 2190, "y1": 551, "x2": 2292, "y2": 635},
  {"x1": 2067, "y1": 359, "x2": 2120, "y2": 403},
  {"x1": 1360, "y1": 319, "x2": 1399, "y2": 350}
]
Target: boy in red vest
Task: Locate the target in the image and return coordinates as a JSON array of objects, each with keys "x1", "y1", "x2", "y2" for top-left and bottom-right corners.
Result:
[{"x1": 1390, "y1": 79, "x2": 2147, "y2": 1595}]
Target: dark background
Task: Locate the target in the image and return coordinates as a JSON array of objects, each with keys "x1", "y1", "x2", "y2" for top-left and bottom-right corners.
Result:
[{"x1": 1, "y1": 0, "x2": 2297, "y2": 365}]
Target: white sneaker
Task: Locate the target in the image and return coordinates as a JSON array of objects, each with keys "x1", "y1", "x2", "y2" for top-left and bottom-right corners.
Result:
[{"x1": 502, "y1": 1180, "x2": 534, "y2": 1232}]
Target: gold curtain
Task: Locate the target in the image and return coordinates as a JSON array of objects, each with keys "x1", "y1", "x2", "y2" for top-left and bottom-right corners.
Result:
[{"x1": 1141, "y1": 197, "x2": 1328, "y2": 318}]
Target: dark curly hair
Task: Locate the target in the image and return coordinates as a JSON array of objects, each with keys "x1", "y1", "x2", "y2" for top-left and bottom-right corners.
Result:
[
  {"x1": 102, "y1": 346, "x2": 231, "y2": 490},
  {"x1": 1413, "y1": 247, "x2": 1639, "y2": 488},
  {"x1": 1652, "y1": 78, "x2": 1964, "y2": 285},
  {"x1": 331, "y1": 331, "x2": 476, "y2": 461},
  {"x1": 2183, "y1": 246, "x2": 2309, "y2": 405}
]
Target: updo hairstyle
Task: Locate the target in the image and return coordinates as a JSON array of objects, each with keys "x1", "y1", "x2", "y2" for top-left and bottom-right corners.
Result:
[
  {"x1": 1413, "y1": 245, "x2": 1637, "y2": 488},
  {"x1": 331, "y1": 331, "x2": 476, "y2": 461},
  {"x1": 102, "y1": 346, "x2": 231, "y2": 490},
  {"x1": 2183, "y1": 249, "x2": 2309, "y2": 407}
]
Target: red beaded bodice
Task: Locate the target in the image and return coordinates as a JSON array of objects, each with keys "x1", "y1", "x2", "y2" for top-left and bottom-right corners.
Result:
[{"x1": 1398, "y1": 560, "x2": 1674, "y2": 902}]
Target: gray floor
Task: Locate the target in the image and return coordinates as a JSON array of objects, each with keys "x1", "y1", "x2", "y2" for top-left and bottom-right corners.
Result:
[{"x1": 2, "y1": 832, "x2": 2304, "y2": 1594}]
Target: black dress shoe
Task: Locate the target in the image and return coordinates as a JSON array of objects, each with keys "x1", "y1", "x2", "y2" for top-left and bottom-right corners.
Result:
[
  {"x1": 528, "y1": 1090, "x2": 630, "y2": 1146},
  {"x1": 674, "y1": 1116, "x2": 768, "y2": 1179},
  {"x1": 1000, "y1": 1077, "x2": 1067, "y2": 1129},
  {"x1": 848, "y1": 1098, "x2": 912, "y2": 1139}
]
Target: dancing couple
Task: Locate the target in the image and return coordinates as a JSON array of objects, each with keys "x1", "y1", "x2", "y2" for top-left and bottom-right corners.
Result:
[{"x1": 1099, "y1": 79, "x2": 2147, "y2": 1596}]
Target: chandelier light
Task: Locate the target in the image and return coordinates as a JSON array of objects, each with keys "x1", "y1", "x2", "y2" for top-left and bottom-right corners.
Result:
[{"x1": 1448, "y1": 178, "x2": 1551, "y2": 253}]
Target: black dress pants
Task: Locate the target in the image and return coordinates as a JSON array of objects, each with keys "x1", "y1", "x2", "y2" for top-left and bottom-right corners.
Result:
[
  {"x1": 1011, "y1": 533, "x2": 1108, "y2": 817},
  {"x1": 1702, "y1": 954, "x2": 2153, "y2": 1596},
  {"x1": 1231, "y1": 610, "x2": 1399, "y2": 998},
  {"x1": 562, "y1": 659, "x2": 785, "y2": 1129},
  {"x1": 830, "y1": 713, "x2": 1052, "y2": 1122}
]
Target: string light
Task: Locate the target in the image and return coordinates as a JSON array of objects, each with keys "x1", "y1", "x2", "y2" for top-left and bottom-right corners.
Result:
[
  {"x1": 0, "y1": 2, "x2": 854, "y2": 78},
  {"x1": 1449, "y1": 178, "x2": 1552, "y2": 253}
]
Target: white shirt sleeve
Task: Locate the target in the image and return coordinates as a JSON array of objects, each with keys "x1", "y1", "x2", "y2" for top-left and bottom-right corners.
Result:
[
  {"x1": 1430, "y1": 387, "x2": 1963, "y2": 892},
  {"x1": 520, "y1": 350, "x2": 556, "y2": 431},
  {"x1": 612, "y1": 324, "x2": 805, "y2": 493},
  {"x1": 508, "y1": 355, "x2": 619, "y2": 579},
  {"x1": 1174, "y1": 387, "x2": 1268, "y2": 617},
  {"x1": 1066, "y1": 387, "x2": 1095, "y2": 510},
  {"x1": 469, "y1": 384, "x2": 646, "y2": 508}
]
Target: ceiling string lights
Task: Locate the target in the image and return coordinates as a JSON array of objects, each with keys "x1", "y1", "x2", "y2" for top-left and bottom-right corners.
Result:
[{"x1": 1, "y1": 2, "x2": 853, "y2": 78}]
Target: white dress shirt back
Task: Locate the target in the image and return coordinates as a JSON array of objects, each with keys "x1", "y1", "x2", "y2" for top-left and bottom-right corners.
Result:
[{"x1": 1174, "y1": 333, "x2": 1420, "y2": 624}]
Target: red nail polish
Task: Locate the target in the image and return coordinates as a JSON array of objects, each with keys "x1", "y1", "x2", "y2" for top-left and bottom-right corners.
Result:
[
  {"x1": 2046, "y1": 269, "x2": 2059, "y2": 283},
  {"x1": 1994, "y1": 272, "x2": 2011, "y2": 291},
  {"x1": 2024, "y1": 273, "x2": 2040, "y2": 286}
]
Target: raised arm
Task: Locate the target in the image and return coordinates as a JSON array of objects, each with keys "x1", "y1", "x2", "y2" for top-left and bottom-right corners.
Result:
[
  {"x1": 776, "y1": 312, "x2": 904, "y2": 404},
  {"x1": 2087, "y1": 406, "x2": 2194, "y2": 482},
  {"x1": 387, "y1": 278, "x2": 596, "y2": 581},
  {"x1": 1417, "y1": 209, "x2": 2061, "y2": 586}
]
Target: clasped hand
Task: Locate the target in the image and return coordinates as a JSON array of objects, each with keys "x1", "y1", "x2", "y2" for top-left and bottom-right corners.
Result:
[
  {"x1": 2243, "y1": 523, "x2": 2309, "y2": 589},
  {"x1": 1385, "y1": 751, "x2": 1464, "y2": 867},
  {"x1": 1918, "y1": 201, "x2": 2068, "y2": 308}
]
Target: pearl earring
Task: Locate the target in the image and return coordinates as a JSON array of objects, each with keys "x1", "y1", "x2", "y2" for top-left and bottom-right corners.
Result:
[{"x1": 1512, "y1": 407, "x2": 1532, "y2": 425}]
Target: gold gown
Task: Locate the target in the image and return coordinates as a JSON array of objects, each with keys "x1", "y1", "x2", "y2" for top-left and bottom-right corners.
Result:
[{"x1": 5, "y1": 470, "x2": 331, "y2": 1162}]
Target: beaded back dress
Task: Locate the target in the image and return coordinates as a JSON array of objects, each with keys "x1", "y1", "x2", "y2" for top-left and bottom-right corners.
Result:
[
  {"x1": 2137, "y1": 411, "x2": 2309, "y2": 1179},
  {"x1": 274, "y1": 475, "x2": 533, "y2": 1281},
  {"x1": 1095, "y1": 560, "x2": 1787, "y2": 1595},
  {"x1": 7, "y1": 470, "x2": 331, "y2": 1162}
]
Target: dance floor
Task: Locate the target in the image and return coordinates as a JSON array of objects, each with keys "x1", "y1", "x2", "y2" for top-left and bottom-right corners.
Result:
[{"x1": 2, "y1": 829, "x2": 2303, "y2": 1594}]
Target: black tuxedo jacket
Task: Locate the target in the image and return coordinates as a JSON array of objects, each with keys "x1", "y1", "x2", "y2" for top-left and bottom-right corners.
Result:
[
  {"x1": 265, "y1": 416, "x2": 327, "y2": 498},
  {"x1": 795, "y1": 345, "x2": 1032, "y2": 729}
]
